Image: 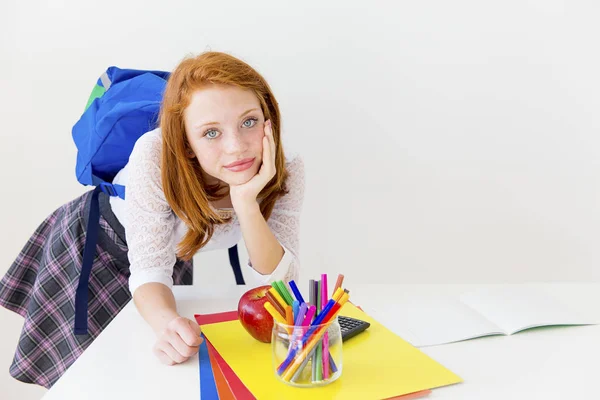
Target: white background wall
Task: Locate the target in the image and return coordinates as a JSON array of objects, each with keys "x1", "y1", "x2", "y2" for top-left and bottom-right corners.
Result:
[{"x1": 1, "y1": 1, "x2": 599, "y2": 398}]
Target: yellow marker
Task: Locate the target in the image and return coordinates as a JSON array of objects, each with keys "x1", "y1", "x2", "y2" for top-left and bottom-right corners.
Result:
[
  {"x1": 332, "y1": 287, "x2": 344, "y2": 302},
  {"x1": 268, "y1": 288, "x2": 288, "y2": 310},
  {"x1": 264, "y1": 302, "x2": 287, "y2": 326},
  {"x1": 337, "y1": 292, "x2": 350, "y2": 306}
]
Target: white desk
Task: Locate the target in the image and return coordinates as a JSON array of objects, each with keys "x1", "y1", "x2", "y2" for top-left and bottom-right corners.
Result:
[{"x1": 42, "y1": 283, "x2": 600, "y2": 400}]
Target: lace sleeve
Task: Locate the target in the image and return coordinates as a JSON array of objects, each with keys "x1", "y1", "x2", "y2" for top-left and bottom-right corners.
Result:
[
  {"x1": 244, "y1": 154, "x2": 305, "y2": 284},
  {"x1": 123, "y1": 130, "x2": 177, "y2": 295}
]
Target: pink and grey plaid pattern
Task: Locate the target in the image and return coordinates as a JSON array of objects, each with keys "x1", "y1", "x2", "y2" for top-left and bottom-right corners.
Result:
[{"x1": 0, "y1": 191, "x2": 192, "y2": 388}]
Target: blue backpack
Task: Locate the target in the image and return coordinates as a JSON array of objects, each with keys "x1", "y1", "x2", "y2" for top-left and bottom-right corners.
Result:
[
  {"x1": 71, "y1": 67, "x2": 244, "y2": 335},
  {"x1": 72, "y1": 66, "x2": 170, "y2": 198}
]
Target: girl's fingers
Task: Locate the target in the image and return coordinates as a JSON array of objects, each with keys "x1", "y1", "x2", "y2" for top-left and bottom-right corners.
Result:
[
  {"x1": 154, "y1": 347, "x2": 176, "y2": 366},
  {"x1": 259, "y1": 122, "x2": 272, "y2": 178},
  {"x1": 267, "y1": 121, "x2": 276, "y2": 164},
  {"x1": 263, "y1": 120, "x2": 276, "y2": 175},
  {"x1": 169, "y1": 331, "x2": 200, "y2": 358},
  {"x1": 263, "y1": 136, "x2": 271, "y2": 171},
  {"x1": 156, "y1": 341, "x2": 187, "y2": 364},
  {"x1": 175, "y1": 319, "x2": 203, "y2": 347}
]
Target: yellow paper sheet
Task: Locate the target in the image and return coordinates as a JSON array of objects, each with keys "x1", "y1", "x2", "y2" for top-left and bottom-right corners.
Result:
[{"x1": 201, "y1": 303, "x2": 462, "y2": 399}]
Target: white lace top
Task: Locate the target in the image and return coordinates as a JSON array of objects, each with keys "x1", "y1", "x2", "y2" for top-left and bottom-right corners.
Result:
[{"x1": 109, "y1": 128, "x2": 304, "y2": 295}]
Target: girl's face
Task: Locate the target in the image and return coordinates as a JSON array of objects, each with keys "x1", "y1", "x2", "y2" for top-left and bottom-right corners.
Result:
[{"x1": 183, "y1": 84, "x2": 266, "y2": 187}]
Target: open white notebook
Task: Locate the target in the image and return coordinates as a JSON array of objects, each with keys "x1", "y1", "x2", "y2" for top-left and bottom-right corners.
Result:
[{"x1": 356, "y1": 286, "x2": 598, "y2": 347}]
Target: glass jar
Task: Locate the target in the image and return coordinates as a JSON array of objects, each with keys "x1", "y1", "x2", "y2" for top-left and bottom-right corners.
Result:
[{"x1": 271, "y1": 317, "x2": 343, "y2": 387}]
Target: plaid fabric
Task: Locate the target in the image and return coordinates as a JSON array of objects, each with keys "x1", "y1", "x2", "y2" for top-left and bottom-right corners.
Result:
[{"x1": 0, "y1": 190, "x2": 193, "y2": 388}]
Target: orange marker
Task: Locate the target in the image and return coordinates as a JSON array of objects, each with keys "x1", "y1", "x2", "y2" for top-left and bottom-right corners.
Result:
[
  {"x1": 285, "y1": 305, "x2": 294, "y2": 326},
  {"x1": 333, "y1": 274, "x2": 345, "y2": 292}
]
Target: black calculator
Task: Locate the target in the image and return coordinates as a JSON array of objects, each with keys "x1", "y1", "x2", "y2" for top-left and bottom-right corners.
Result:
[{"x1": 339, "y1": 315, "x2": 370, "y2": 342}]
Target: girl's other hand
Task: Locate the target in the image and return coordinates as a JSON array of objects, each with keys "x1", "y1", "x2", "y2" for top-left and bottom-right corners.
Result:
[{"x1": 153, "y1": 316, "x2": 203, "y2": 365}]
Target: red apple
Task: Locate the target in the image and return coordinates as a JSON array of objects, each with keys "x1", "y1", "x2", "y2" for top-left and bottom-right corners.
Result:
[{"x1": 237, "y1": 285, "x2": 274, "y2": 343}]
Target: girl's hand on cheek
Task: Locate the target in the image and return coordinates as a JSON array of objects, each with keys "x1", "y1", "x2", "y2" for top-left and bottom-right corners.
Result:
[{"x1": 229, "y1": 119, "x2": 276, "y2": 213}]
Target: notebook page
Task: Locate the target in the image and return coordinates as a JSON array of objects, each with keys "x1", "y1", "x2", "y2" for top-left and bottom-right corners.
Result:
[
  {"x1": 460, "y1": 286, "x2": 596, "y2": 335},
  {"x1": 352, "y1": 292, "x2": 504, "y2": 347}
]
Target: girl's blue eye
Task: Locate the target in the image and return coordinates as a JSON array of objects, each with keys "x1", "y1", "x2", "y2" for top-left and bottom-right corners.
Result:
[
  {"x1": 205, "y1": 130, "x2": 219, "y2": 139},
  {"x1": 243, "y1": 117, "x2": 258, "y2": 128}
]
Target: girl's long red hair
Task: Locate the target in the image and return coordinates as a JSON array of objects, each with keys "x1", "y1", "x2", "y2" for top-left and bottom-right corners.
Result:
[{"x1": 160, "y1": 52, "x2": 288, "y2": 260}]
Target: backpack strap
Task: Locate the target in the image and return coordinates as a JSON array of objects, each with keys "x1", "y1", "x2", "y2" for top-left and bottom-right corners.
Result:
[
  {"x1": 92, "y1": 175, "x2": 125, "y2": 199},
  {"x1": 74, "y1": 186, "x2": 102, "y2": 335},
  {"x1": 73, "y1": 178, "x2": 123, "y2": 335},
  {"x1": 228, "y1": 244, "x2": 245, "y2": 285}
]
